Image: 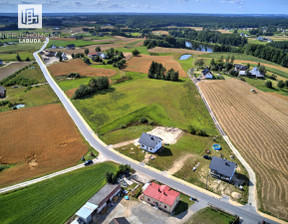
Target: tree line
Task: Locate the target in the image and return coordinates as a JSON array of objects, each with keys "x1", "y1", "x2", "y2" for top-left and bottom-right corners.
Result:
[
  {"x1": 73, "y1": 76, "x2": 110, "y2": 99},
  {"x1": 267, "y1": 41, "x2": 288, "y2": 53},
  {"x1": 148, "y1": 61, "x2": 179, "y2": 81}
]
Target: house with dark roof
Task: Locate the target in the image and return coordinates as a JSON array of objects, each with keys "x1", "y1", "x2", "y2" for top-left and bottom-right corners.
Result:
[
  {"x1": 66, "y1": 44, "x2": 75, "y2": 50},
  {"x1": 250, "y1": 67, "x2": 265, "y2": 78},
  {"x1": 0, "y1": 86, "x2": 6, "y2": 98},
  {"x1": 109, "y1": 217, "x2": 130, "y2": 224},
  {"x1": 138, "y1": 133, "x2": 162, "y2": 153},
  {"x1": 201, "y1": 68, "x2": 214, "y2": 79},
  {"x1": 209, "y1": 156, "x2": 237, "y2": 182},
  {"x1": 143, "y1": 182, "x2": 180, "y2": 213},
  {"x1": 234, "y1": 64, "x2": 247, "y2": 72}
]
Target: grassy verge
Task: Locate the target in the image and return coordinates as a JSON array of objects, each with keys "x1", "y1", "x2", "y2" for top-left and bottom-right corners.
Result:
[
  {"x1": 173, "y1": 194, "x2": 195, "y2": 216},
  {"x1": 0, "y1": 162, "x2": 118, "y2": 224},
  {"x1": 184, "y1": 207, "x2": 237, "y2": 224}
]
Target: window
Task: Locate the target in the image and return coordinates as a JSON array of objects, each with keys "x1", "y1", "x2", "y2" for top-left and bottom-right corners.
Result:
[
  {"x1": 164, "y1": 205, "x2": 167, "y2": 209},
  {"x1": 148, "y1": 198, "x2": 150, "y2": 201}
]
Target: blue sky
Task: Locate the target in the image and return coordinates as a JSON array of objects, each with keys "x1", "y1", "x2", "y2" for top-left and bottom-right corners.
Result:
[{"x1": 0, "y1": 0, "x2": 288, "y2": 14}]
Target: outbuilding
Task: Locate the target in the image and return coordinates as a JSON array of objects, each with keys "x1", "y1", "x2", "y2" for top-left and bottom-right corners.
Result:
[{"x1": 0, "y1": 86, "x2": 6, "y2": 98}]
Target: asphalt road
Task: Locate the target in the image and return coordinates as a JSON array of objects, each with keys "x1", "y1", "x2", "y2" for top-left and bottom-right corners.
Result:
[{"x1": 0, "y1": 39, "x2": 279, "y2": 224}]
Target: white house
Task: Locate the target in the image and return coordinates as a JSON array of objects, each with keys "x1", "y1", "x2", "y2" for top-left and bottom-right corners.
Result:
[
  {"x1": 250, "y1": 67, "x2": 265, "y2": 78},
  {"x1": 138, "y1": 133, "x2": 162, "y2": 153},
  {"x1": 50, "y1": 44, "x2": 57, "y2": 49},
  {"x1": 202, "y1": 68, "x2": 214, "y2": 79},
  {"x1": 239, "y1": 70, "x2": 246, "y2": 76}
]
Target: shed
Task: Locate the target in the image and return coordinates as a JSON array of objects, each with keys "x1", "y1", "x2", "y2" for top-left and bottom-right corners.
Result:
[{"x1": 75, "y1": 202, "x2": 98, "y2": 224}]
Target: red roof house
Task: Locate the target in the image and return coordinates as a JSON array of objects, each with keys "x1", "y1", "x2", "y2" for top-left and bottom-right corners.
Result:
[{"x1": 143, "y1": 182, "x2": 180, "y2": 213}]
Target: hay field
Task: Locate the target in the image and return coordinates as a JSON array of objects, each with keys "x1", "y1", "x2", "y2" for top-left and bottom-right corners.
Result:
[
  {"x1": 124, "y1": 55, "x2": 187, "y2": 77},
  {"x1": 0, "y1": 104, "x2": 89, "y2": 187},
  {"x1": 148, "y1": 47, "x2": 209, "y2": 55},
  {"x1": 198, "y1": 79, "x2": 288, "y2": 220},
  {"x1": 47, "y1": 59, "x2": 117, "y2": 77},
  {"x1": 0, "y1": 62, "x2": 32, "y2": 81}
]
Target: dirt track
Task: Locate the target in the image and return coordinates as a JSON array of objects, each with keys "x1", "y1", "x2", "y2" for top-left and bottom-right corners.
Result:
[
  {"x1": 0, "y1": 104, "x2": 89, "y2": 187},
  {"x1": 47, "y1": 59, "x2": 117, "y2": 77},
  {"x1": 199, "y1": 79, "x2": 288, "y2": 220},
  {"x1": 124, "y1": 55, "x2": 187, "y2": 77}
]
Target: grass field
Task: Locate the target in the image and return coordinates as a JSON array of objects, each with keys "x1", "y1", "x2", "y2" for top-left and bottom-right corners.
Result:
[
  {"x1": 0, "y1": 43, "x2": 43, "y2": 54},
  {"x1": 185, "y1": 207, "x2": 236, "y2": 224},
  {"x1": 0, "y1": 162, "x2": 118, "y2": 224},
  {"x1": 199, "y1": 78, "x2": 288, "y2": 219},
  {"x1": 0, "y1": 52, "x2": 33, "y2": 61},
  {"x1": 0, "y1": 62, "x2": 33, "y2": 81},
  {"x1": 47, "y1": 39, "x2": 105, "y2": 48}
]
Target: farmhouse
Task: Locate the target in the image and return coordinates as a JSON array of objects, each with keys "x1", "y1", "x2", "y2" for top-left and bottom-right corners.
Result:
[
  {"x1": 0, "y1": 86, "x2": 6, "y2": 98},
  {"x1": 234, "y1": 64, "x2": 247, "y2": 71},
  {"x1": 74, "y1": 184, "x2": 121, "y2": 224},
  {"x1": 109, "y1": 217, "x2": 130, "y2": 224},
  {"x1": 209, "y1": 156, "x2": 236, "y2": 182},
  {"x1": 239, "y1": 70, "x2": 247, "y2": 76},
  {"x1": 88, "y1": 52, "x2": 107, "y2": 59},
  {"x1": 66, "y1": 44, "x2": 75, "y2": 50},
  {"x1": 202, "y1": 68, "x2": 214, "y2": 79},
  {"x1": 44, "y1": 51, "x2": 56, "y2": 57},
  {"x1": 138, "y1": 132, "x2": 162, "y2": 153},
  {"x1": 143, "y1": 182, "x2": 180, "y2": 213},
  {"x1": 250, "y1": 67, "x2": 265, "y2": 78},
  {"x1": 50, "y1": 44, "x2": 57, "y2": 49}
]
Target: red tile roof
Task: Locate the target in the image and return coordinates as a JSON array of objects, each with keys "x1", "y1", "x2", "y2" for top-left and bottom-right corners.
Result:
[{"x1": 143, "y1": 182, "x2": 180, "y2": 206}]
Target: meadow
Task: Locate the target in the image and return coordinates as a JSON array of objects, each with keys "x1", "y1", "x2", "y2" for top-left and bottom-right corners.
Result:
[
  {"x1": 47, "y1": 39, "x2": 111, "y2": 48},
  {"x1": 0, "y1": 52, "x2": 33, "y2": 61},
  {"x1": 0, "y1": 162, "x2": 118, "y2": 224}
]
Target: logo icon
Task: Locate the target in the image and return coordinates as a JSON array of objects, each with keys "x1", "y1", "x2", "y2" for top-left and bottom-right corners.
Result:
[{"x1": 18, "y1": 4, "x2": 42, "y2": 29}]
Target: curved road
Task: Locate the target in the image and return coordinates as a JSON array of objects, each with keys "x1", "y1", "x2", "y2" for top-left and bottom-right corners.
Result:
[{"x1": 0, "y1": 39, "x2": 282, "y2": 224}]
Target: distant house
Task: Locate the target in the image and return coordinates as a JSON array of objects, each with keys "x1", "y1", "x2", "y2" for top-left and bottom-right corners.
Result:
[
  {"x1": 250, "y1": 67, "x2": 265, "y2": 78},
  {"x1": 209, "y1": 156, "x2": 236, "y2": 182},
  {"x1": 88, "y1": 53, "x2": 98, "y2": 58},
  {"x1": 239, "y1": 70, "x2": 247, "y2": 76},
  {"x1": 109, "y1": 217, "x2": 130, "y2": 224},
  {"x1": 44, "y1": 51, "x2": 56, "y2": 57},
  {"x1": 99, "y1": 53, "x2": 107, "y2": 59},
  {"x1": 88, "y1": 52, "x2": 107, "y2": 59},
  {"x1": 138, "y1": 133, "x2": 162, "y2": 153},
  {"x1": 66, "y1": 44, "x2": 75, "y2": 50},
  {"x1": 143, "y1": 182, "x2": 180, "y2": 213},
  {"x1": 0, "y1": 86, "x2": 6, "y2": 98},
  {"x1": 234, "y1": 64, "x2": 247, "y2": 71},
  {"x1": 0, "y1": 59, "x2": 3, "y2": 65},
  {"x1": 50, "y1": 44, "x2": 57, "y2": 49},
  {"x1": 202, "y1": 68, "x2": 214, "y2": 79},
  {"x1": 56, "y1": 52, "x2": 68, "y2": 60},
  {"x1": 257, "y1": 36, "x2": 264, "y2": 41},
  {"x1": 74, "y1": 184, "x2": 121, "y2": 224}
]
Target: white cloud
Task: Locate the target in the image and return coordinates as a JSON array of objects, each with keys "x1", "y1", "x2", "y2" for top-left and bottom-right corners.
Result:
[{"x1": 221, "y1": 0, "x2": 245, "y2": 4}]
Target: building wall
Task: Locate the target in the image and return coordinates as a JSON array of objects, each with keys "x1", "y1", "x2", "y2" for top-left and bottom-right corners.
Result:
[
  {"x1": 97, "y1": 186, "x2": 121, "y2": 213},
  {"x1": 143, "y1": 194, "x2": 179, "y2": 213},
  {"x1": 140, "y1": 141, "x2": 162, "y2": 154}
]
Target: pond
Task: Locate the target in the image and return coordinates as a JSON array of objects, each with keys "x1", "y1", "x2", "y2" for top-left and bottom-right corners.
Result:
[
  {"x1": 179, "y1": 54, "x2": 192, "y2": 60},
  {"x1": 13, "y1": 104, "x2": 25, "y2": 109},
  {"x1": 185, "y1": 41, "x2": 213, "y2": 53}
]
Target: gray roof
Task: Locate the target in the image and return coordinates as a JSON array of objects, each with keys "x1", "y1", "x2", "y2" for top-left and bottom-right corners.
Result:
[
  {"x1": 138, "y1": 133, "x2": 162, "y2": 148},
  {"x1": 109, "y1": 217, "x2": 130, "y2": 224},
  {"x1": 250, "y1": 67, "x2": 264, "y2": 77},
  {"x1": 202, "y1": 68, "x2": 210, "y2": 75},
  {"x1": 209, "y1": 156, "x2": 236, "y2": 178},
  {"x1": 88, "y1": 184, "x2": 120, "y2": 206},
  {"x1": 0, "y1": 86, "x2": 5, "y2": 94}
]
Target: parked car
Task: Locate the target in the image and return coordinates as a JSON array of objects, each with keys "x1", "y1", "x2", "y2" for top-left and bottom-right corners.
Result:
[
  {"x1": 203, "y1": 155, "x2": 212, "y2": 160},
  {"x1": 84, "y1": 160, "x2": 93, "y2": 166}
]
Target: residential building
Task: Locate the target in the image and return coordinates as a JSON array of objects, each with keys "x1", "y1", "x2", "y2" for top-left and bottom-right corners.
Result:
[
  {"x1": 202, "y1": 68, "x2": 214, "y2": 79},
  {"x1": 143, "y1": 182, "x2": 180, "y2": 213},
  {"x1": 234, "y1": 64, "x2": 247, "y2": 71},
  {"x1": 138, "y1": 132, "x2": 162, "y2": 153},
  {"x1": 109, "y1": 217, "x2": 130, "y2": 224},
  {"x1": 74, "y1": 184, "x2": 121, "y2": 224},
  {"x1": 66, "y1": 44, "x2": 75, "y2": 50},
  {"x1": 50, "y1": 44, "x2": 57, "y2": 49},
  {"x1": 250, "y1": 67, "x2": 265, "y2": 78},
  {"x1": 239, "y1": 70, "x2": 247, "y2": 76},
  {"x1": 0, "y1": 86, "x2": 6, "y2": 98},
  {"x1": 209, "y1": 156, "x2": 237, "y2": 182}
]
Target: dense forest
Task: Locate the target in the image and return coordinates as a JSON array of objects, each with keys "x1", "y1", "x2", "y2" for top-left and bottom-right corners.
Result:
[{"x1": 268, "y1": 41, "x2": 288, "y2": 53}]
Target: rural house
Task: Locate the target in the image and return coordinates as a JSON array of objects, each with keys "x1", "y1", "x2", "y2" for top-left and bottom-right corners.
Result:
[
  {"x1": 202, "y1": 68, "x2": 214, "y2": 79},
  {"x1": 109, "y1": 217, "x2": 130, "y2": 224},
  {"x1": 234, "y1": 64, "x2": 247, "y2": 71},
  {"x1": 143, "y1": 182, "x2": 180, "y2": 213},
  {"x1": 50, "y1": 44, "x2": 57, "y2": 49},
  {"x1": 66, "y1": 44, "x2": 75, "y2": 50},
  {"x1": 0, "y1": 86, "x2": 6, "y2": 98},
  {"x1": 138, "y1": 132, "x2": 162, "y2": 153},
  {"x1": 74, "y1": 184, "x2": 121, "y2": 224},
  {"x1": 209, "y1": 156, "x2": 237, "y2": 182},
  {"x1": 250, "y1": 67, "x2": 265, "y2": 78}
]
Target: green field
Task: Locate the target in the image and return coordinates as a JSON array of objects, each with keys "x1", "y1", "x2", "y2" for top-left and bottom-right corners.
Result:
[
  {"x1": 70, "y1": 75, "x2": 217, "y2": 136},
  {"x1": 47, "y1": 39, "x2": 111, "y2": 48},
  {"x1": 185, "y1": 207, "x2": 236, "y2": 224},
  {"x1": 0, "y1": 162, "x2": 118, "y2": 224},
  {"x1": 248, "y1": 38, "x2": 269, "y2": 45},
  {"x1": 0, "y1": 43, "x2": 43, "y2": 53},
  {"x1": 0, "y1": 52, "x2": 34, "y2": 61},
  {"x1": 116, "y1": 46, "x2": 149, "y2": 55}
]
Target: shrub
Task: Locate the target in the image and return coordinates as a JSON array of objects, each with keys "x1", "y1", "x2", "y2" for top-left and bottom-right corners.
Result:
[
  {"x1": 265, "y1": 80, "x2": 272, "y2": 88},
  {"x1": 196, "y1": 129, "x2": 208, "y2": 136},
  {"x1": 188, "y1": 125, "x2": 196, "y2": 135},
  {"x1": 277, "y1": 80, "x2": 285, "y2": 89},
  {"x1": 140, "y1": 117, "x2": 148, "y2": 124}
]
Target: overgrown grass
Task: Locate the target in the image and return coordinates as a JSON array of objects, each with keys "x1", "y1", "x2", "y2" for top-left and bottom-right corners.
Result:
[
  {"x1": 184, "y1": 207, "x2": 236, "y2": 224},
  {"x1": 46, "y1": 40, "x2": 109, "y2": 48},
  {"x1": 0, "y1": 162, "x2": 118, "y2": 224},
  {"x1": 0, "y1": 43, "x2": 43, "y2": 53},
  {"x1": 116, "y1": 46, "x2": 149, "y2": 55},
  {"x1": 0, "y1": 52, "x2": 33, "y2": 61}
]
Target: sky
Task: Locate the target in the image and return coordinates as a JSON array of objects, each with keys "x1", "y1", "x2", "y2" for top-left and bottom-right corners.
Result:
[{"x1": 0, "y1": 0, "x2": 288, "y2": 14}]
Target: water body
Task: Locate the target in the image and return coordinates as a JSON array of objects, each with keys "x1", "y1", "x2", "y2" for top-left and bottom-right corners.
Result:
[
  {"x1": 179, "y1": 54, "x2": 192, "y2": 60},
  {"x1": 14, "y1": 104, "x2": 25, "y2": 109},
  {"x1": 185, "y1": 41, "x2": 213, "y2": 53}
]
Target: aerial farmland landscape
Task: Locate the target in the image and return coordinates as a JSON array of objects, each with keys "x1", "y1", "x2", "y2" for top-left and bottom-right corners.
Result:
[{"x1": 0, "y1": 1, "x2": 288, "y2": 224}]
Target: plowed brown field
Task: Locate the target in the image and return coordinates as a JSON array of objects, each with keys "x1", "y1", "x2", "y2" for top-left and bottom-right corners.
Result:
[
  {"x1": 124, "y1": 55, "x2": 187, "y2": 77},
  {"x1": 47, "y1": 59, "x2": 117, "y2": 77},
  {"x1": 0, "y1": 104, "x2": 89, "y2": 187},
  {"x1": 198, "y1": 79, "x2": 288, "y2": 220}
]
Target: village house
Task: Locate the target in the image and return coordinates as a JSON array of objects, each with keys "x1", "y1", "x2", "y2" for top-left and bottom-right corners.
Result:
[
  {"x1": 202, "y1": 68, "x2": 214, "y2": 79},
  {"x1": 138, "y1": 133, "x2": 162, "y2": 153},
  {"x1": 50, "y1": 44, "x2": 57, "y2": 49},
  {"x1": 66, "y1": 44, "x2": 75, "y2": 50},
  {"x1": 73, "y1": 184, "x2": 121, "y2": 224},
  {"x1": 234, "y1": 64, "x2": 247, "y2": 72},
  {"x1": 209, "y1": 156, "x2": 237, "y2": 182},
  {"x1": 143, "y1": 182, "x2": 180, "y2": 213},
  {"x1": 250, "y1": 67, "x2": 265, "y2": 78},
  {"x1": 0, "y1": 86, "x2": 6, "y2": 98},
  {"x1": 88, "y1": 52, "x2": 107, "y2": 59}
]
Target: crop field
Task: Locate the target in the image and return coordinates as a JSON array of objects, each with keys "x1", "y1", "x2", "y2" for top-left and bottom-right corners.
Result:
[
  {"x1": 198, "y1": 78, "x2": 288, "y2": 219},
  {"x1": 124, "y1": 55, "x2": 187, "y2": 77},
  {"x1": 0, "y1": 42, "x2": 43, "y2": 54},
  {"x1": 148, "y1": 47, "x2": 209, "y2": 55},
  {"x1": 0, "y1": 52, "x2": 33, "y2": 61},
  {"x1": 47, "y1": 39, "x2": 100, "y2": 48},
  {"x1": 0, "y1": 162, "x2": 118, "y2": 224},
  {"x1": 0, "y1": 104, "x2": 89, "y2": 187},
  {"x1": 47, "y1": 59, "x2": 117, "y2": 77},
  {"x1": 152, "y1": 30, "x2": 169, "y2": 35},
  {"x1": 0, "y1": 62, "x2": 32, "y2": 81}
]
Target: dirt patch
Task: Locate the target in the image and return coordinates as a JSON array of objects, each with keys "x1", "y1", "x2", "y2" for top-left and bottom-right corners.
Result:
[
  {"x1": 124, "y1": 55, "x2": 187, "y2": 77},
  {"x1": 65, "y1": 88, "x2": 77, "y2": 98},
  {"x1": 167, "y1": 154, "x2": 194, "y2": 174},
  {"x1": 231, "y1": 192, "x2": 242, "y2": 200},
  {"x1": 148, "y1": 126, "x2": 183, "y2": 145},
  {"x1": 0, "y1": 104, "x2": 89, "y2": 187},
  {"x1": 47, "y1": 59, "x2": 117, "y2": 77},
  {"x1": 148, "y1": 47, "x2": 209, "y2": 56},
  {"x1": 267, "y1": 92, "x2": 288, "y2": 101},
  {"x1": 0, "y1": 62, "x2": 33, "y2": 81},
  {"x1": 152, "y1": 30, "x2": 169, "y2": 35},
  {"x1": 199, "y1": 78, "x2": 288, "y2": 219}
]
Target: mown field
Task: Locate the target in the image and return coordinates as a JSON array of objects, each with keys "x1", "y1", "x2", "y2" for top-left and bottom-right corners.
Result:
[
  {"x1": 0, "y1": 162, "x2": 118, "y2": 224},
  {"x1": 0, "y1": 52, "x2": 33, "y2": 61},
  {"x1": 199, "y1": 78, "x2": 288, "y2": 220},
  {"x1": 0, "y1": 62, "x2": 32, "y2": 81},
  {"x1": 46, "y1": 39, "x2": 105, "y2": 48}
]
